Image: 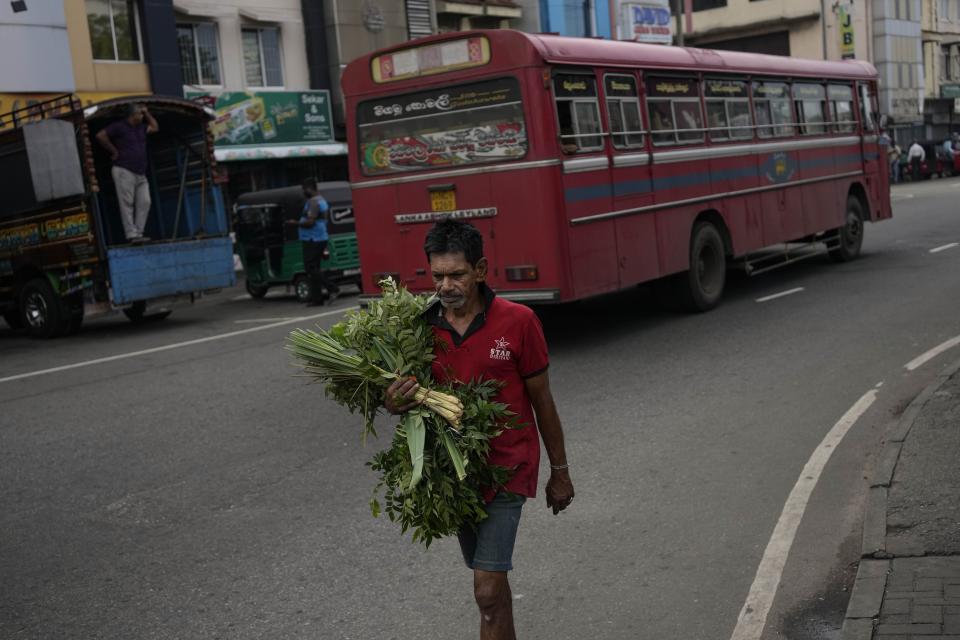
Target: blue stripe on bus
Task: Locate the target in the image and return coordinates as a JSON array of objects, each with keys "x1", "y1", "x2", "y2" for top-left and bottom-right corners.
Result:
[{"x1": 565, "y1": 154, "x2": 872, "y2": 203}]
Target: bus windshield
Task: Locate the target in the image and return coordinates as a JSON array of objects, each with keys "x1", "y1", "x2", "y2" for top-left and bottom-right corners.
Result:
[{"x1": 356, "y1": 76, "x2": 527, "y2": 176}]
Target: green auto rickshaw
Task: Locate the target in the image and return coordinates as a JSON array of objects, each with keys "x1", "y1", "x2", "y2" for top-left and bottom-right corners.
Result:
[{"x1": 233, "y1": 182, "x2": 361, "y2": 301}]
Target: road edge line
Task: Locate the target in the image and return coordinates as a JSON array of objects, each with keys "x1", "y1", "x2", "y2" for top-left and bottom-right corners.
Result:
[
  {"x1": 728, "y1": 389, "x2": 877, "y2": 640},
  {"x1": 839, "y1": 356, "x2": 960, "y2": 639}
]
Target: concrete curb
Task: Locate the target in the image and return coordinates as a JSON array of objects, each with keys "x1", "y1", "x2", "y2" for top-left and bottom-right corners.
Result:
[{"x1": 839, "y1": 356, "x2": 960, "y2": 640}]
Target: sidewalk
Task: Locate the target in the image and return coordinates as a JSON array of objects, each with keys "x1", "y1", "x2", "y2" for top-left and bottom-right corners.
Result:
[{"x1": 842, "y1": 359, "x2": 960, "y2": 639}]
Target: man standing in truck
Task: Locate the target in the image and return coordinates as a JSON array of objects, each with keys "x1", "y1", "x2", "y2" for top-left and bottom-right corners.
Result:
[{"x1": 96, "y1": 103, "x2": 159, "y2": 243}]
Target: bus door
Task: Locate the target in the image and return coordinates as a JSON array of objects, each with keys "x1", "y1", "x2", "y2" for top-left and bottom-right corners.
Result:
[
  {"x1": 552, "y1": 70, "x2": 618, "y2": 297},
  {"x1": 601, "y1": 71, "x2": 658, "y2": 287},
  {"x1": 858, "y1": 81, "x2": 890, "y2": 219}
]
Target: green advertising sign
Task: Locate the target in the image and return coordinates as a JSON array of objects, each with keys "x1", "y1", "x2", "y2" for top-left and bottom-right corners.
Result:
[
  {"x1": 188, "y1": 91, "x2": 334, "y2": 146},
  {"x1": 941, "y1": 84, "x2": 960, "y2": 99}
]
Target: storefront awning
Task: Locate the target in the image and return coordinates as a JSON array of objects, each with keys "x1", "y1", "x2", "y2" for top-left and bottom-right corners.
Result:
[{"x1": 214, "y1": 142, "x2": 348, "y2": 162}]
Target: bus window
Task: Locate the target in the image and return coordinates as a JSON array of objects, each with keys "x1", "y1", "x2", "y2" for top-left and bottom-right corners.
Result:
[
  {"x1": 753, "y1": 81, "x2": 794, "y2": 138},
  {"x1": 647, "y1": 76, "x2": 704, "y2": 145},
  {"x1": 794, "y1": 84, "x2": 827, "y2": 135},
  {"x1": 604, "y1": 74, "x2": 644, "y2": 149},
  {"x1": 859, "y1": 84, "x2": 877, "y2": 133},
  {"x1": 553, "y1": 73, "x2": 603, "y2": 152},
  {"x1": 356, "y1": 77, "x2": 527, "y2": 176},
  {"x1": 828, "y1": 84, "x2": 856, "y2": 133},
  {"x1": 705, "y1": 79, "x2": 752, "y2": 142}
]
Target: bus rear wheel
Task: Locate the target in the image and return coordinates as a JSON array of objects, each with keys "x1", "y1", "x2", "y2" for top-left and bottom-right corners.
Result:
[
  {"x1": 678, "y1": 222, "x2": 727, "y2": 312},
  {"x1": 829, "y1": 196, "x2": 864, "y2": 263}
]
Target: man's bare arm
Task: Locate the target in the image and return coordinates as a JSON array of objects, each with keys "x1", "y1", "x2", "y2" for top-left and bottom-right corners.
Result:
[
  {"x1": 143, "y1": 108, "x2": 159, "y2": 134},
  {"x1": 525, "y1": 370, "x2": 574, "y2": 514}
]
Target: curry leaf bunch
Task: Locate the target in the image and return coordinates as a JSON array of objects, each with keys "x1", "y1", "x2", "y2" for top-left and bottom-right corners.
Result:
[{"x1": 286, "y1": 279, "x2": 517, "y2": 547}]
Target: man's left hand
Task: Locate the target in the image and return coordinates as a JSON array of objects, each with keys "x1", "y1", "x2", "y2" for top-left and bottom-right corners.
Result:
[{"x1": 546, "y1": 468, "x2": 574, "y2": 515}]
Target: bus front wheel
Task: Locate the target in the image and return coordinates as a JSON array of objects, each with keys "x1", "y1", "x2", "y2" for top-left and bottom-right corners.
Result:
[
  {"x1": 679, "y1": 222, "x2": 727, "y2": 312},
  {"x1": 829, "y1": 196, "x2": 864, "y2": 263}
]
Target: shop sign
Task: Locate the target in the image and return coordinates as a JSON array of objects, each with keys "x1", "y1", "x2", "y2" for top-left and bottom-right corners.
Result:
[
  {"x1": 941, "y1": 84, "x2": 960, "y2": 99},
  {"x1": 838, "y1": 4, "x2": 855, "y2": 59},
  {"x1": 186, "y1": 91, "x2": 335, "y2": 147},
  {"x1": 621, "y1": 1, "x2": 673, "y2": 45}
]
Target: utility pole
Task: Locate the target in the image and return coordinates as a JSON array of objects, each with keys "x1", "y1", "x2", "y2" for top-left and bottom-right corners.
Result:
[{"x1": 674, "y1": 0, "x2": 684, "y2": 46}]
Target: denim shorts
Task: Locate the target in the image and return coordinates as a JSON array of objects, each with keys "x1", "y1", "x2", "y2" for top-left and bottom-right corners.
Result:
[{"x1": 458, "y1": 492, "x2": 526, "y2": 572}]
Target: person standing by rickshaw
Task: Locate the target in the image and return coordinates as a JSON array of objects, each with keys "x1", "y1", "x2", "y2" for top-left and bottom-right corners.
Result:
[
  {"x1": 287, "y1": 178, "x2": 340, "y2": 305},
  {"x1": 907, "y1": 140, "x2": 925, "y2": 182}
]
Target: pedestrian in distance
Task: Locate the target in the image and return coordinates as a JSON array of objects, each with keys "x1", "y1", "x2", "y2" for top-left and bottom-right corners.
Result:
[
  {"x1": 907, "y1": 140, "x2": 926, "y2": 182},
  {"x1": 384, "y1": 219, "x2": 575, "y2": 640},
  {"x1": 887, "y1": 139, "x2": 902, "y2": 184},
  {"x1": 96, "y1": 103, "x2": 159, "y2": 243},
  {"x1": 286, "y1": 178, "x2": 339, "y2": 306}
]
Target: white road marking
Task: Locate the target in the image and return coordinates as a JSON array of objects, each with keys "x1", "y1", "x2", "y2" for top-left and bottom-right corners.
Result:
[
  {"x1": 904, "y1": 335, "x2": 960, "y2": 371},
  {"x1": 929, "y1": 242, "x2": 959, "y2": 253},
  {"x1": 756, "y1": 287, "x2": 805, "y2": 303},
  {"x1": 232, "y1": 294, "x2": 251, "y2": 301},
  {"x1": 875, "y1": 381, "x2": 884, "y2": 388},
  {"x1": 728, "y1": 389, "x2": 878, "y2": 640},
  {"x1": 0, "y1": 306, "x2": 357, "y2": 385},
  {"x1": 891, "y1": 193, "x2": 915, "y2": 200},
  {"x1": 234, "y1": 317, "x2": 298, "y2": 324}
]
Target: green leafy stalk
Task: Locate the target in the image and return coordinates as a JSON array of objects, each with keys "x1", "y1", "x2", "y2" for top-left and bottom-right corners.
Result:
[{"x1": 286, "y1": 278, "x2": 520, "y2": 547}]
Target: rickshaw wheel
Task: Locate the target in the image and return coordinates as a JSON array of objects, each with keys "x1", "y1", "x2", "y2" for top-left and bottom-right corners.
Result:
[
  {"x1": 245, "y1": 280, "x2": 269, "y2": 299},
  {"x1": 293, "y1": 275, "x2": 312, "y2": 303}
]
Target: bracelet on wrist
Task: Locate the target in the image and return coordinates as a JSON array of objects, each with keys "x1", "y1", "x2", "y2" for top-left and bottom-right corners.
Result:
[{"x1": 550, "y1": 463, "x2": 569, "y2": 471}]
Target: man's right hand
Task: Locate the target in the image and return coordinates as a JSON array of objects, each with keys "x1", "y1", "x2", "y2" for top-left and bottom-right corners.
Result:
[{"x1": 384, "y1": 377, "x2": 420, "y2": 414}]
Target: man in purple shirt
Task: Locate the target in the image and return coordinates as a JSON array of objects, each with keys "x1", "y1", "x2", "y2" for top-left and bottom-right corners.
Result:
[{"x1": 96, "y1": 103, "x2": 159, "y2": 243}]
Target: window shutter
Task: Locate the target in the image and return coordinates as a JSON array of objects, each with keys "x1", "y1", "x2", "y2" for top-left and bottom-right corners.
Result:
[{"x1": 406, "y1": 0, "x2": 433, "y2": 40}]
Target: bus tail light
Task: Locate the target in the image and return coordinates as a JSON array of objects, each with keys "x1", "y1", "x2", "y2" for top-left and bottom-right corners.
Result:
[{"x1": 505, "y1": 265, "x2": 538, "y2": 282}]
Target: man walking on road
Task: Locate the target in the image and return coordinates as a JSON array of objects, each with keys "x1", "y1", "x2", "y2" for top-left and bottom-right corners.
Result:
[
  {"x1": 907, "y1": 139, "x2": 926, "y2": 182},
  {"x1": 385, "y1": 219, "x2": 575, "y2": 640},
  {"x1": 287, "y1": 178, "x2": 339, "y2": 305},
  {"x1": 96, "y1": 103, "x2": 158, "y2": 243}
]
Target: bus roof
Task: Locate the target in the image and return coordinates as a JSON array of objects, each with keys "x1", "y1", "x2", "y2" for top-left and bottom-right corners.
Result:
[{"x1": 342, "y1": 29, "x2": 877, "y2": 97}]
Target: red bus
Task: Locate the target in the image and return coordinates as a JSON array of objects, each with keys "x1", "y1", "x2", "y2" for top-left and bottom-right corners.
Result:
[{"x1": 341, "y1": 30, "x2": 891, "y2": 309}]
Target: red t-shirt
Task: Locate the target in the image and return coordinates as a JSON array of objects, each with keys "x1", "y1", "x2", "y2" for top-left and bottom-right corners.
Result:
[{"x1": 425, "y1": 286, "x2": 549, "y2": 500}]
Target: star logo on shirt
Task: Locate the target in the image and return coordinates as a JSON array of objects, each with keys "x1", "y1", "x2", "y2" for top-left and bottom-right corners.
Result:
[{"x1": 495, "y1": 337, "x2": 510, "y2": 350}]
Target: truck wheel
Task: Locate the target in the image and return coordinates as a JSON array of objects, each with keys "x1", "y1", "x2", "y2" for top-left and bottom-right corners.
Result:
[
  {"x1": 19, "y1": 278, "x2": 66, "y2": 338},
  {"x1": 293, "y1": 275, "x2": 312, "y2": 303},
  {"x1": 829, "y1": 196, "x2": 864, "y2": 263},
  {"x1": 245, "y1": 280, "x2": 269, "y2": 299},
  {"x1": 678, "y1": 222, "x2": 727, "y2": 312}
]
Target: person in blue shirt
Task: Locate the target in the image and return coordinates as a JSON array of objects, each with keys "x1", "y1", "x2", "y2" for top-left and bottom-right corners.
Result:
[{"x1": 286, "y1": 178, "x2": 340, "y2": 305}]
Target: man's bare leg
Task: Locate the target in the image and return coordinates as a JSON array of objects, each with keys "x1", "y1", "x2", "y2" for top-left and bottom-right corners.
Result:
[{"x1": 474, "y1": 569, "x2": 515, "y2": 640}]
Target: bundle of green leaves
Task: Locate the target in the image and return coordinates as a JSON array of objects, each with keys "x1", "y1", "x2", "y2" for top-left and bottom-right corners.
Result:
[{"x1": 287, "y1": 280, "x2": 517, "y2": 547}]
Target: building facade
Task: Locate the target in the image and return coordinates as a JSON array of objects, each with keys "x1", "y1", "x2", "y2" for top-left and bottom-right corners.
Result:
[
  {"x1": 921, "y1": 0, "x2": 960, "y2": 138},
  {"x1": 1, "y1": 1, "x2": 182, "y2": 118},
  {"x1": 539, "y1": 0, "x2": 613, "y2": 38},
  {"x1": 873, "y1": 0, "x2": 925, "y2": 143},
  {"x1": 680, "y1": 0, "x2": 870, "y2": 59}
]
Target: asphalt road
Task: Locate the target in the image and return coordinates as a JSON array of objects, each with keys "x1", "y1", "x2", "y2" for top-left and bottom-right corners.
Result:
[{"x1": 2, "y1": 178, "x2": 959, "y2": 640}]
